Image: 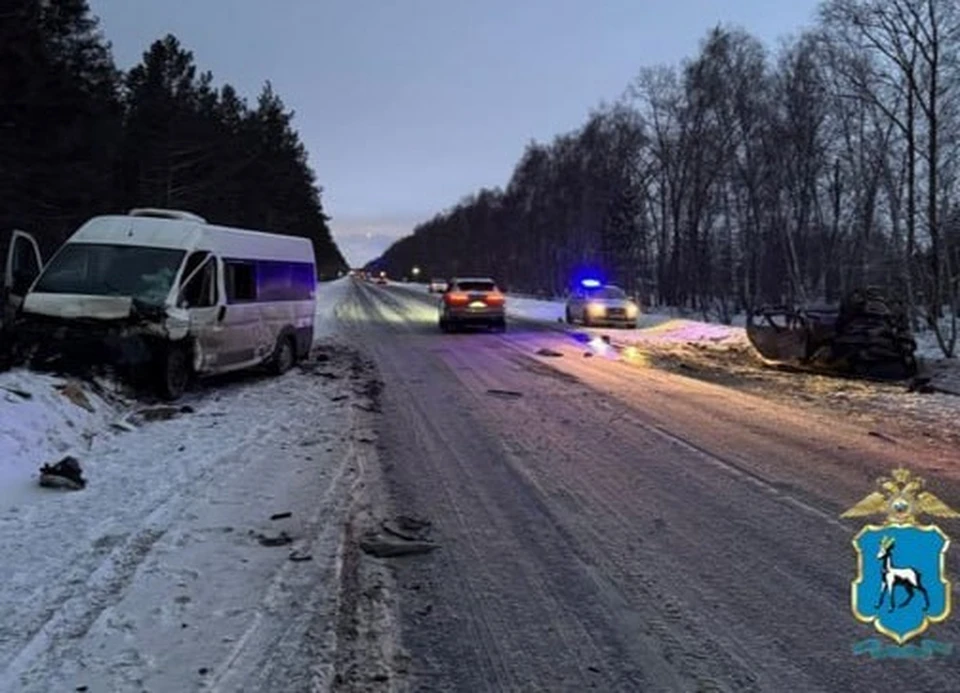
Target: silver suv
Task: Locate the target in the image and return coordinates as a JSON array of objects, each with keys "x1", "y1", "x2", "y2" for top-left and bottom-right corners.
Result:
[{"x1": 565, "y1": 281, "x2": 638, "y2": 328}]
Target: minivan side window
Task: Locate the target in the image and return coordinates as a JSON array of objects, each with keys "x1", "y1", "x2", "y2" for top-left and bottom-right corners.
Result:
[
  {"x1": 225, "y1": 261, "x2": 256, "y2": 303},
  {"x1": 179, "y1": 251, "x2": 217, "y2": 308}
]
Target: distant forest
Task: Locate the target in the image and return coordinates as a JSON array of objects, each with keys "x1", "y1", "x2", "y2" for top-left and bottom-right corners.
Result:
[
  {"x1": 373, "y1": 0, "x2": 959, "y2": 356},
  {"x1": 1, "y1": 0, "x2": 347, "y2": 278}
]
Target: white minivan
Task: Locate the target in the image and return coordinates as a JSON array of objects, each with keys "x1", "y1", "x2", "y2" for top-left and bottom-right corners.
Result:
[{"x1": 2, "y1": 208, "x2": 317, "y2": 399}]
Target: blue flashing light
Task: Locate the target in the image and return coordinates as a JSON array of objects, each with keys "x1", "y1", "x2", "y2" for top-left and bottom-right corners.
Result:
[{"x1": 580, "y1": 278, "x2": 601, "y2": 288}]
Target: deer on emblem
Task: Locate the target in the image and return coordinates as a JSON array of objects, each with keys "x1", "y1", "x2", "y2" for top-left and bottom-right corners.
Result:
[{"x1": 875, "y1": 535, "x2": 930, "y2": 612}]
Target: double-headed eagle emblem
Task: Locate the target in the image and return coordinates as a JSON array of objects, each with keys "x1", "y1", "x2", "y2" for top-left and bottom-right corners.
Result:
[{"x1": 841, "y1": 467, "x2": 960, "y2": 524}]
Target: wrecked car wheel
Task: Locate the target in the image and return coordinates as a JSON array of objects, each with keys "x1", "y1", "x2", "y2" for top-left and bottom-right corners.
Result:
[
  {"x1": 270, "y1": 335, "x2": 296, "y2": 375},
  {"x1": 158, "y1": 346, "x2": 189, "y2": 400}
]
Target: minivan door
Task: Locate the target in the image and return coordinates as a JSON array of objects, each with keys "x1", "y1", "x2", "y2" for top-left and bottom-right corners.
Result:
[
  {"x1": 176, "y1": 251, "x2": 224, "y2": 373},
  {"x1": 2, "y1": 230, "x2": 43, "y2": 329}
]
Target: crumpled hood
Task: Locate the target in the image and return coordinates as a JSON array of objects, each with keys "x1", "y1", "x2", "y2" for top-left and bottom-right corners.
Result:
[{"x1": 22, "y1": 293, "x2": 137, "y2": 321}]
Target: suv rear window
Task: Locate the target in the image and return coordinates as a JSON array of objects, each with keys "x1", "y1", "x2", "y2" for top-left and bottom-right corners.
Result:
[{"x1": 456, "y1": 281, "x2": 496, "y2": 292}]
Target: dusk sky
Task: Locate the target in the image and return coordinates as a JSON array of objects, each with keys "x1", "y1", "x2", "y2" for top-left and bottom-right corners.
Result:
[{"x1": 88, "y1": 0, "x2": 821, "y2": 266}]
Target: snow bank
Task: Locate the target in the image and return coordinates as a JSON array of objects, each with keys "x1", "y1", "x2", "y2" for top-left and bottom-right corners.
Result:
[{"x1": 314, "y1": 276, "x2": 352, "y2": 341}]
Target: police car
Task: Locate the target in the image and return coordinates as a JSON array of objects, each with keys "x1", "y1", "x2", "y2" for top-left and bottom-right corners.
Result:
[{"x1": 564, "y1": 279, "x2": 639, "y2": 328}]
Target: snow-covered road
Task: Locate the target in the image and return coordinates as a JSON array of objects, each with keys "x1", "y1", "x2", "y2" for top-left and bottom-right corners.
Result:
[{"x1": 0, "y1": 278, "x2": 374, "y2": 692}]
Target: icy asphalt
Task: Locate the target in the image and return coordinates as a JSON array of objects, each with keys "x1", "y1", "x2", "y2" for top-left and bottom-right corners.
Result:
[
  {"x1": 1, "y1": 278, "x2": 959, "y2": 692},
  {"x1": 334, "y1": 280, "x2": 960, "y2": 693}
]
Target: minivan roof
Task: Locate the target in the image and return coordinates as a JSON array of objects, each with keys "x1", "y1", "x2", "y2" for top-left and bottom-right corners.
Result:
[{"x1": 67, "y1": 215, "x2": 315, "y2": 264}]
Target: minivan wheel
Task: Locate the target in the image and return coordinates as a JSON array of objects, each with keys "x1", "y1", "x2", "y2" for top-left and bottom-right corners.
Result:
[
  {"x1": 271, "y1": 335, "x2": 296, "y2": 375},
  {"x1": 158, "y1": 345, "x2": 189, "y2": 401}
]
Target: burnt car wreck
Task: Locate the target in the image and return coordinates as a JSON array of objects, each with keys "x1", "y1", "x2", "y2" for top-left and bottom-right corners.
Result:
[{"x1": 745, "y1": 287, "x2": 918, "y2": 381}]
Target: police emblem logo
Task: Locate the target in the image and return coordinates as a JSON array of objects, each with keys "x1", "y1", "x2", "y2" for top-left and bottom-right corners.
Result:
[{"x1": 842, "y1": 467, "x2": 959, "y2": 647}]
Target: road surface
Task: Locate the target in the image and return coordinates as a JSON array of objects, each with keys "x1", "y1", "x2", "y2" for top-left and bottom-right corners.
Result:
[{"x1": 333, "y1": 279, "x2": 960, "y2": 693}]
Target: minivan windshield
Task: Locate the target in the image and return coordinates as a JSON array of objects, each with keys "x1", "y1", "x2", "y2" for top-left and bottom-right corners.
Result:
[
  {"x1": 32, "y1": 243, "x2": 186, "y2": 304},
  {"x1": 587, "y1": 286, "x2": 626, "y2": 299}
]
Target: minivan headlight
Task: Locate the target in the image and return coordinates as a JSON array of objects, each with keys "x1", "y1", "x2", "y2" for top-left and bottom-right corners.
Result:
[
  {"x1": 626, "y1": 303, "x2": 638, "y2": 318},
  {"x1": 586, "y1": 303, "x2": 605, "y2": 316}
]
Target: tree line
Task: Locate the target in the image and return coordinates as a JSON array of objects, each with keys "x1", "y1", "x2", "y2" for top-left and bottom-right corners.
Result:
[
  {"x1": 1, "y1": 0, "x2": 346, "y2": 278},
  {"x1": 373, "y1": 0, "x2": 959, "y2": 356}
]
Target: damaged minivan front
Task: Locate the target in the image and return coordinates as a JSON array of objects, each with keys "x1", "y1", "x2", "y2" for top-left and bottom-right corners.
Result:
[
  {"x1": 3, "y1": 208, "x2": 318, "y2": 400},
  {"x1": 11, "y1": 238, "x2": 196, "y2": 396}
]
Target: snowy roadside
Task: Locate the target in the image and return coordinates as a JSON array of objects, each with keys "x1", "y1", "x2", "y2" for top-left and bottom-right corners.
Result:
[{"x1": 0, "y1": 277, "x2": 378, "y2": 691}]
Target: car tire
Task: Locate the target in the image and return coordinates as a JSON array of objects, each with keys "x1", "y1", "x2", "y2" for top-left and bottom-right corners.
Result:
[
  {"x1": 565, "y1": 307, "x2": 573, "y2": 324},
  {"x1": 439, "y1": 317, "x2": 449, "y2": 332},
  {"x1": 269, "y1": 334, "x2": 296, "y2": 375},
  {"x1": 157, "y1": 344, "x2": 190, "y2": 401},
  {"x1": 491, "y1": 318, "x2": 506, "y2": 332}
]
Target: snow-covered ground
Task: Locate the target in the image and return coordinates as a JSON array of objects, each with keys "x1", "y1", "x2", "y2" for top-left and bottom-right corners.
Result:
[{"x1": 0, "y1": 277, "x2": 369, "y2": 691}]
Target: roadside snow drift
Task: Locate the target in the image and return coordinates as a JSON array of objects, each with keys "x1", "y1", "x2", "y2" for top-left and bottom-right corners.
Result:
[{"x1": 0, "y1": 278, "x2": 367, "y2": 692}]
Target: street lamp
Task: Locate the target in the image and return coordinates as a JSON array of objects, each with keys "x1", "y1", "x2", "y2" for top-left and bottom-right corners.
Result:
[{"x1": 412, "y1": 266, "x2": 421, "y2": 280}]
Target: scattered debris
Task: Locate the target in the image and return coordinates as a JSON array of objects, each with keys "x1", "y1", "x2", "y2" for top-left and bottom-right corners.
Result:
[
  {"x1": 486, "y1": 389, "x2": 523, "y2": 399},
  {"x1": 1, "y1": 385, "x2": 31, "y2": 399},
  {"x1": 536, "y1": 348, "x2": 563, "y2": 357},
  {"x1": 136, "y1": 406, "x2": 183, "y2": 422},
  {"x1": 256, "y1": 531, "x2": 293, "y2": 547},
  {"x1": 381, "y1": 520, "x2": 422, "y2": 542},
  {"x1": 868, "y1": 430, "x2": 898, "y2": 444},
  {"x1": 270, "y1": 511, "x2": 292, "y2": 521},
  {"x1": 289, "y1": 550, "x2": 312, "y2": 562},
  {"x1": 583, "y1": 352, "x2": 594, "y2": 358},
  {"x1": 39, "y1": 456, "x2": 86, "y2": 490},
  {"x1": 908, "y1": 376, "x2": 937, "y2": 393},
  {"x1": 906, "y1": 375, "x2": 960, "y2": 396},
  {"x1": 110, "y1": 418, "x2": 138, "y2": 432},
  {"x1": 359, "y1": 532, "x2": 439, "y2": 558},
  {"x1": 330, "y1": 394, "x2": 348, "y2": 401},
  {"x1": 359, "y1": 515, "x2": 437, "y2": 557},
  {"x1": 56, "y1": 380, "x2": 95, "y2": 412},
  {"x1": 395, "y1": 515, "x2": 431, "y2": 532}
]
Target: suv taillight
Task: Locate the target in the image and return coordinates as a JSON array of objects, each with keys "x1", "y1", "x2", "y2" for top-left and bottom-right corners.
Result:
[{"x1": 445, "y1": 292, "x2": 469, "y2": 305}]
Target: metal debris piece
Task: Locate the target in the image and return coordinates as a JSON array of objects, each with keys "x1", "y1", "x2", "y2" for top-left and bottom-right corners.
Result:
[
  {"x1": 39, "y1": 456, "x2": 86, "y2": 490},
  {"x1": 360, "y1": 535, "x2": 439, "y2": 558},
  {"x1": 486, "y1": 389, "x2": 523, "y2": 399},
  {"x1": 257, "y1": 531, "x2": 293, "y2": 547}
]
